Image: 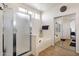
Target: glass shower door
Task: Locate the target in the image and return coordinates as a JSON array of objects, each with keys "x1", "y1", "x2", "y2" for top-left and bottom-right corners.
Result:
[
  {"x1": 0, "y1": 10, "x2": 3, "y2": 56},
  {"x1": 3, "y1": 8, "x2": 13, "y2": 56},
  {"x1": 16, "y1": 12, "x2": 31, "y2": 56}
]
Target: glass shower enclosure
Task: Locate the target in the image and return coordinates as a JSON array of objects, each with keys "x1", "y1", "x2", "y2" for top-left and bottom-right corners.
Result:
[
  {"x1": 2, "y1": 7, "x2": 31, "y2": 56},
  {"x1": 15, "y1": 10, "x2": 31, "y2": 56}
]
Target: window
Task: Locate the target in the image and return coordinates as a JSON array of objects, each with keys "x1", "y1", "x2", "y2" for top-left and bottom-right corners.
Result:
[
  {"x1": 28, "y1": 11, "x2": 33, "y2": 15},
  {"x1": 28, "y1": 11, "x2": 35, "y2": 18},
  {"x1": 35, "y1": 13, "x2": 40, "y2": 19},
  {"x1": 16, "y1": 12, "x2": 30, "y2": 19},
  {"x1": 18, "y1": 7, "x2": 27, "y2": 13},
  {"x1": 18, "y1": 7, "x2": 41, "y2": 19}
]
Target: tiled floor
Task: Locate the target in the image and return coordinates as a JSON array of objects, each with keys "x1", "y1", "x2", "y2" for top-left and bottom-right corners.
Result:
[{"x1": 39, "y1": 46, "x2": 79, "y2": 56}]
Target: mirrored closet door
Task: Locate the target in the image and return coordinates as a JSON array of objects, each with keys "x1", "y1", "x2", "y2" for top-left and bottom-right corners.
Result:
[{"x1": 54, "y1": 14, "x2": 76, "y2": 51}]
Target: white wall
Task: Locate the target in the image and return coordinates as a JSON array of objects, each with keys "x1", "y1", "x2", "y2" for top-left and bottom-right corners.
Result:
[{"x1": 37, "y1": 10, "x2": 55, "y2": 53}]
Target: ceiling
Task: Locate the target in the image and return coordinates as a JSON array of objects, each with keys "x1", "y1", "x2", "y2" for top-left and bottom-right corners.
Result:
[
  {"x1": 26, "y1": 3, "x2": 61, "y2": 11},
  {"x1": 26, "y1": 3, "x2": 79, "y2": 12}
]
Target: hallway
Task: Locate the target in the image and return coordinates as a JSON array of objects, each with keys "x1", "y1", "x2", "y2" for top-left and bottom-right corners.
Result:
[{"x1": 39, "y1": 46, "x2": 79, "y2": 56}]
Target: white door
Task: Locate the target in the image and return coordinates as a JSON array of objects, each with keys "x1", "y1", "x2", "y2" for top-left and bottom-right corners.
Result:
[
  {"x1": 16, "y1": 12, "x2": 31, "y2": 55},
  {"x1": 0, "y1": 10, "x2": 3, "y2": 56},
  {"x1": 3, "y1": 8, "x2": 13, "y2": 56}
]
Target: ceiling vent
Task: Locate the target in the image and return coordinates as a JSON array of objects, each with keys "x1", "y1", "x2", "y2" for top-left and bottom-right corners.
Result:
[{"x1": 60, "y1": 6, "x2": 67, "y2": 12}]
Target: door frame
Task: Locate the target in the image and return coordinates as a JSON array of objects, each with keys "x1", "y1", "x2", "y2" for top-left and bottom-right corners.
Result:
[{"x1": 54, "y1": 13, "x2": 76, "y2": 52}]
